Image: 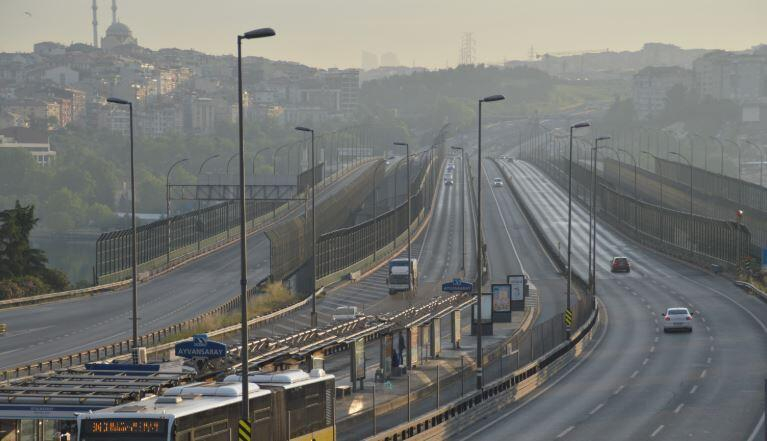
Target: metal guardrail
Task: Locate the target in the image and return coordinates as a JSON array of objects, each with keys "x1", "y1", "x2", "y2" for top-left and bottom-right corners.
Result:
[
  {"x1": 0, "y1": 280, "x2": 129, "y2": 309},
  {"x1": 734, "y1": 281, "x2": 767, "y2": 303}
]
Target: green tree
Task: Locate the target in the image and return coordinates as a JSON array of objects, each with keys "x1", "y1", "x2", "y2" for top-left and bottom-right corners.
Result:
[{"x1": 0, "y1": 201, "x2": 48, "y2": 278}]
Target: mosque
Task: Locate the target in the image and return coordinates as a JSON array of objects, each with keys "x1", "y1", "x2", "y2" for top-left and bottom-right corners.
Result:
[{"x1": 91, "y1": 0, "x2": 138, "y2": 51}]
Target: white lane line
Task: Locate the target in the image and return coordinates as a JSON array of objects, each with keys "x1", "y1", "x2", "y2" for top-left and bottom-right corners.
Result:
[
  {"x1": 705, "y1": 326, "x2": 710, "y2": 332},
  {"x1": 701, "y1": 317, "x2": 706, "y2": 323},
  {"x1": 706, "y1": 357, "x2": 712, "y2": 364},
  {"x1": 674, "y1": 403, "x2": 685, "y2": 414},
  {"x1": 613, "y1": 385, "x2": 625, "y2": 395},
  {"x1": 642, "y1": 358, "x2": 649, "y2": 366},
  {"x1": 650, "y1": 346, "x2": 655, "y2": 353},
  {"x1": 654, "y1": 319, "x2": 658, "y2": 324},
  {"x1": 746, "y1": 412, "x2": 765, "y2": 441},
  {"x1": 453, "y1": 299, "x2": 610, "y2": 441},
  {"x1": 654, "y1": 336, "x2": 659, "y2": 343},
  {"x1": 709, "y1": 335, "x2": 714, "y2": 341},
  {"x1": 710, "y1": 345, "x2": 715, "y2": 352},
  {"x1": 556, "y1": 426, "x2": 575, "y2": 438},
  {"x1": 482, "y1": 165, "x2": 526, "y2": 273},
  {"x1": 589, "y1": 403, "x2": 604, "y2": 415},
  {"x1": 650, "y1": 425, "x2": 665, "y2": 437},
  {"x1": 690, "y1": 385, "x2": 698, "y2": 394},
  {"x1": 700, "y1": 369, "x2": 707, "y2": 379},
  {"x1": 630, "y1": 370, "x2": 639, "y2": 379},
  {"x1": 655, "y1": 327, "x2": 660, "y2": 333}
]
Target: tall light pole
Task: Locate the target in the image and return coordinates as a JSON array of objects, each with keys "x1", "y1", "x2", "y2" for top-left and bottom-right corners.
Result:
[
  {"x1": 669, "y1": 151, "x2": 694, "y2": 254},
  {"x1": 252, "y1": 147, "x2": 272, "y2": 176},
  {"x1": 589, "y1": 136, "x2": 609, "y2": 296},
  {"x1": 710, "y1": 136, "x2": 726, "y2": 176},
  {"x1": 237, "y1": 26, "x2": 275, "y2": 426},
  {"x1": 166, "y1": 158, "x2": 188, "y2": 265},
  {"x1": 742, "y1": 140, "x2": 765, "y2": 187},
  {"x1": 394, "y1": 142, "x2": 413, "y2": 293},
  {"x1": 567, "y1": 121, "x2": 590, "y2": 336},
  {"x1": 640, "y1": 151, "x2": 661, "y2": 208},
  {"x1": 196, "y1": 154, "x2": 220, "y2": 251},
  {"x1": 226, "y1": 151, "x2": 240, "y2": 176},
  {"x1": 372, "y1": 160, "x2": 385, "y2": 261},
  {"x1": 107, "y1": 97, "x2": 139, "y2": 363},
  {"x1": 296, "y1": 126, "x2": 317, "y2": 328},
  {"x1": 618, "y1": 148, "x2": 639, "y2": 234},
  {"x1": 723, "y1": 139, "x2": 743, "y2": 205},
  {"x1": 451, "y1": 146, "x2": 466, "y2": 274},
  {"x1": 475, "y1": 94, "x2": 505, "y2": 390}
]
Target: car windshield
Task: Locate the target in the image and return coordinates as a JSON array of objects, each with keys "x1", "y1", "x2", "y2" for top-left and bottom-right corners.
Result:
[
  {"x1": 668, "y1": 309, "x2": 689, "y2": 315},
  {"x1": 390, "y1": 274, "x2": 410, "y2": 284}
]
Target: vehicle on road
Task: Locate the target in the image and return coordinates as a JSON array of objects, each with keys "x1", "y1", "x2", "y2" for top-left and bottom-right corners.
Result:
[
  {"x1": 662, "y1": 307, "x2": 693, "y2": 332},
  {"x1": 78, "y1": 370, "x2": 336, "y2": 441},
  {"x1": 610, "y1": 256, "x2": 630, "y2": 272},
  {"x1": 388, "y1": 257, "x2": 418, "y2": 294},
  {"x1": 444, "y1": 176, "x2": 454, "y2": 185},
  {"x1": 493, "y1": 177, "x2": 504, "y2": 187},
  {"x1": 332, "y1": 306, "x2": 360, "y2": 321}
]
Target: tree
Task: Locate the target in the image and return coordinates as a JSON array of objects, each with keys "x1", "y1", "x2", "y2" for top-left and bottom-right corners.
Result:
[{"x1": 0, "y1": 201, "x2": 48, "y2": 278}]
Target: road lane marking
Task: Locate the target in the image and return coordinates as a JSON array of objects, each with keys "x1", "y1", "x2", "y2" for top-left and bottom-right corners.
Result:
[
  {"x1": 654, "y1": 336, "x2": 659, "y2": 343},
  {"x1": 705, "y1": 326, "x2": 710, "y2": 332},
  {"x1": 650, "y1": 425, "x2": 664, "y2": 437},
  {"x1": 643, "y1": 358, "x2": 649, "y2": 365},
  {"x1": 630, "y1": 370, "x2": 639, "y2": 378},
  {"x1": 649, "y1": 346, "x2": 655, "y2": 353},
  {"x1": 589, "y1": 403, "x2": 604, "y2": 415},
  {"x1": 706, "y1": 357, "x2": 711, "y2": 364},
  {"x1": 613, "y1": 385, "x2": 624, "y2": 395},
  {"x1": 710, "y1": 345, "x2": 715, "y2": 352},
  {"x1": 674, "y1": 403, "x2": 685, "y2": 414},
  {"x1": 556, "y1": 426, "x2": 575, "y2": 438},
  {"x1": 689, "y1": 385, "x2": 698, "y2": 394},
  {"x1": 655, "y1": 327, "x2": 660, "y2": 333},
  {"x1": 700, "y1": 369, "x2": 707, "y2": 378},
  {"x1": 746, "y1": 412, "x2": 765, "y2": 441}
]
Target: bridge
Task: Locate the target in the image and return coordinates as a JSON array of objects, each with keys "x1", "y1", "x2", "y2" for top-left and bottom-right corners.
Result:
[{"x1": 1, "y1": 117, "x2": 766, "y2": 441}]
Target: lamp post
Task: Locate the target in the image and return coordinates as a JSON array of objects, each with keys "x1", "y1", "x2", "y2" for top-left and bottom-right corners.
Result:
[
  {"x1": 723, "y1": 139, "x2": 743, "y2": 205},
  {"x1": 237, "y1": 26, "x2": 275, "y2": 425},
  {"x1": 196, "y1": 154, "x2": 220, "y2": 251},
  {"x1": 451, "y1": 146, "x2": 466, "y2": 274},
  {"x1": 166, "y1": 158, "x2": 188, "y2": 265},
  {"x1": 226, "y1": 151, "x2": 239, "y2": 176},
  {"x1": 393, "y1": 142, "x2": 412, "y2": 293},
  {"x1": 589, "y1": 136, "x2": 610, "y2": 295},
  {"x1": 567, "y1": 121, "x2": 590, "y2": 335},
  {"x1": 475, "y1": 94, "x2": 505, "y2": 390},
  {"x1": 252, "y1": 147, "x2": 272, "y2": 176},
  {"x1": 618, "y1": 148, "x2": 639, "y2": 234},
  {"x1": 742, "y1": 140, "x2": 765, "y2": 187},
  {"x1": 372, "y1": 160, "x2": 385, "y2": 261},
  {"x1": 710, "y1": 136, "x2": 726, "y2": 176},
  {"x1": 107, "y1": 97, "x2": 139, "y2": 363},
  {"x1": 296, "y1": 126, "x2": 317, "y2": 328},
  {"x1": 669, "y1": 151, "x2": 694, "y2": 254},
  {"x1": 273, "y1": 143, "x2": 291, "y2": 176}
]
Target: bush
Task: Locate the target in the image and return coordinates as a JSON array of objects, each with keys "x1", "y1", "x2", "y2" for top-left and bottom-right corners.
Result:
[{"x1": 38, "y1": 268, "x2": 70, "y2": 292}]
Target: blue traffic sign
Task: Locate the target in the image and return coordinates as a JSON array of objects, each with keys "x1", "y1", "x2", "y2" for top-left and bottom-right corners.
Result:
[
  {"x1": 442, "y1": 278, "x2": 474, "y2": 293},
  {"x1": 175, "y1": 334, "x2": 227, "y2": 359},
  {"x1": 762, "y1": 248, "x2": 767, "y2": 270}
]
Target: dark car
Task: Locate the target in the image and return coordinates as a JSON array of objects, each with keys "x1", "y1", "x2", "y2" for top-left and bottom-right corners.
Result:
[{"x1": 610, "y1": 256, "x2": 630, "y2": 273}]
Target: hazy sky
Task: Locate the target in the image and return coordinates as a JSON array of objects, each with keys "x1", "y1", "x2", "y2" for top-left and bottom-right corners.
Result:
[{"x1": 1, "y1": 0, "x2": 765, "y2": 68}]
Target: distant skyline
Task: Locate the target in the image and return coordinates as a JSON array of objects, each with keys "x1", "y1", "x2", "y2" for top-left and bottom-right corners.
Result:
[{"x1": 0, "y1": 0, "x2": 765, "y2": 68}]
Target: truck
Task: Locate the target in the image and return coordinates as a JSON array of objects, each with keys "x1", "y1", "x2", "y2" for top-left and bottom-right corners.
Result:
[{"x1": 387, "y1": 257, "x2": 418, "y2": 294}]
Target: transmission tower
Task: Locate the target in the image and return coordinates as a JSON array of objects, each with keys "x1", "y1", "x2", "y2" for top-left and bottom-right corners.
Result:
[{"x1": 459, "y1": 33, "x2": 476, "y2": 66}]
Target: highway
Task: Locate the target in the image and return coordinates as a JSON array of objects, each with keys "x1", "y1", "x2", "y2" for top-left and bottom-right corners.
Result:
[
  {"x1": 0, "y1": 163, "x2": 374, "y2": 370},
  {"x1": 456, "y1": 159, "x2": 767, "y2": 441}
]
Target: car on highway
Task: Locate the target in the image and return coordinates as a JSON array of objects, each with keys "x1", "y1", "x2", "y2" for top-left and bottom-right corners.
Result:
[
  {"x1": 444, "y1": 176, "x2": 454, "y2": 185},
  {"x1": 332, "y1": 306, "x2": 361, "y2": 321},
  {"x1": 610, "y1": 256, "x2": 630, "y2": 272},
  {"x1": 662, "y1": 307, "x2": 693, "y2": 332},
  {"x1": 493, "y1": 177, "x2": 504, "y2": 187}
]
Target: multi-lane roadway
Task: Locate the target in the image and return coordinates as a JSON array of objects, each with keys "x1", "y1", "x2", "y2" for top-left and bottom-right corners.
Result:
[{"x1": 457, "y1": 159, "x2": 767, "y2": 440}]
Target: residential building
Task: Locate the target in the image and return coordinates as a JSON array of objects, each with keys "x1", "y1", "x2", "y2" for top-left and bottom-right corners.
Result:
[
  {"x1": 632, "y1": 66, "x2": 694, "y2": 119},
  {"x1": 693, "y1": 50, "x2": 767, "y2": 101},
  {"x1": 0, "y1": 127, "x2": 56, "y2": 166},
  {"x1": 320, "y1": 68, "x2": 360, "y2": 114},
  {"x1": 43, "y1": 66, "x2": 79, "y2": 86},
  {"x1": 187, "y1": 97, "x2": 215, "y2": 134}
]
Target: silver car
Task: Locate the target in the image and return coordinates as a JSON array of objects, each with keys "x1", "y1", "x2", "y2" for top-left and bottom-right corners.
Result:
[{"x1": 662, "y1": 307, "x2": 693, "y2": 332}]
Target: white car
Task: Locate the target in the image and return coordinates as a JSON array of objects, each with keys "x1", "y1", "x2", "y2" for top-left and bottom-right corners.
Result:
[
  {"x1": 493, "y1": 177, "x2": 504, "y2": 187},
  {"x1": 662, "y1": 307, "x2": 693, "y2": 332},
  {"x1": 332, "y1": 306, "x2": 360, "y2": 322}
]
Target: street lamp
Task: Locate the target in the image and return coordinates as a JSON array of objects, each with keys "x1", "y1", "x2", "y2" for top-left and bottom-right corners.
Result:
[
  {"x1": 372, "y1": 160, "x2": 386, "y2": 261},
  {"x1": 451, "y1": 146, "x2": 466, "y2": 274},
  {"x1": 589, "y1": 136, "x2": 610, "y2": 296},
  {"x1": 742, "y1": 140, "x2": 765, "y2": 187},
  {"x1": 166, "y1": 158, "x2": 188, "y2": 265},
  {"x1": 252, "y1": 147, "x2": 272, "y2": 176},
  {"x1": 723, "y1": 139, "x2": 743, "y2": 205},
  {"x1": 567, "y1": 121, "x2": 590, "y2": 335},
  {"x1": 196, "y1": 154, "x2": 220, "y2": 251},
  {"x1": 106, "y1": 96, "x2": 139, "y2": 363},
  {"x1": 273, "y1": 143, "x2": 292, "y2": 176},
  {"x1": 669, "y1": 151, "x2": 694, "y2": 254},
  {"x1": 639, "y1": 151, "x2": 662, "y2": 209},
  {"x1": 226, "y1": 151, "x2": 240, "y2": 176},
  {"x1": 237, "y1": 25, "x2": 275, "y2": 426},
  {"x1": 476, "y1": 93, "x2": 505, "y2": 390},
  {"x1": 295, "y1": 126, "x2": 317, "y2": 328},
  {"x1": 710, "y1": 136, "x2": 726, "y2": 176},
  {"x1": 393, "y1": 142, "x2": 413, "y2": 295},
  {"x1": 618, "y1": 148, "x2": 639, "y2": 235}
]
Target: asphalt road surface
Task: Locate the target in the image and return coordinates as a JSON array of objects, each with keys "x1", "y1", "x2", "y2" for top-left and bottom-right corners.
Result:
[{"x1": 455, "y1": 160, "x2": 767, "y2": 441}]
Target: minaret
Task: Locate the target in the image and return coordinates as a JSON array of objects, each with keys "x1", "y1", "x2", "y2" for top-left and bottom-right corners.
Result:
[
  {"x1": 91, "y1": 0, "x2": 98, "y2": 48},
  {"x1": 112, "y1": 0, "x2": 117, "y2": 23}
]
